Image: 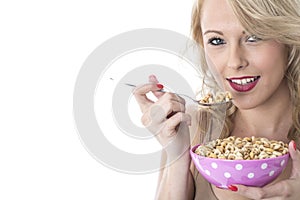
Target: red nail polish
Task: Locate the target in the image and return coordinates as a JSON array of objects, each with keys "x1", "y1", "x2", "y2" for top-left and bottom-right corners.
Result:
[
  {"x1": 228, "y1": 185, "x2": 238, "y2": 192},
  {"x1": 293, "y1": 140, "x2": 297, "y2": 151},
  {"x1": 156, "y1": 83, "x2": 164, "y2": 89}
]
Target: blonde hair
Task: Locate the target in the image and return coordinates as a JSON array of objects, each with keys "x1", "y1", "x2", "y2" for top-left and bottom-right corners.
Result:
[{"x1": 191, "y1": 0, "x2": 300, "y2": 145}]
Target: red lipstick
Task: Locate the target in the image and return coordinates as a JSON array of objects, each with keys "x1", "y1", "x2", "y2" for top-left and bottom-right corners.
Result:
[{"x1": 226, "y1": 76, "x2": 260, "y2": 92}]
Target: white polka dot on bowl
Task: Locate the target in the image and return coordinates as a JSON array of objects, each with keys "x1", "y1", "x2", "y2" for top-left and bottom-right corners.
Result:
[
  {"x1": 224, "y1": 172, "x2": 231, "y2": 178},
  {"x1": 247, "y1": 173, "x2": 255, "y2": 179},
  {"x1": 235, "y1": 164, "x2": 243, "y2": 170},
  {"x1": 205, "y1": 170, "x2": 211, "y2": 176},
  {"x1": 261, "y1": 163, "x2": 268, "y2": 170},
  {"x1": 211, "y1": 162, "x2": 218, "y2": 169}
]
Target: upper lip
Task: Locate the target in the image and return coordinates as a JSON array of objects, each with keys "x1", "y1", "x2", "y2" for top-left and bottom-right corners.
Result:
[{"x1": 226, "y1": 76, "x2": 260, "y2": 85}]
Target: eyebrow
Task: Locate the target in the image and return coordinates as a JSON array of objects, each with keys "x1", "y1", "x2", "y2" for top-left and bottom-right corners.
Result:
[
  {"x1": 204, "y1": 30, "x2": 247, "y2": 35},
  {"x1": 203, "y1": 30, "x2": 223, "y2": 35}
]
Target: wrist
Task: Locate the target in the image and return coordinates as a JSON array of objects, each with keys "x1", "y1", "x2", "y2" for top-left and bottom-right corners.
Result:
[{"x1": 166, "y1": 148, "x2": 191, "y2": 168}]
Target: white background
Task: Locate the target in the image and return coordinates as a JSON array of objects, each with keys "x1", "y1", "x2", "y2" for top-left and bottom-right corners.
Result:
[{"x1": 0, "y1": 0, "x2": 195, "y2": 199}]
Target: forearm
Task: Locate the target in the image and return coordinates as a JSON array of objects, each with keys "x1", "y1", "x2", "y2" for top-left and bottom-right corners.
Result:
[{"x1": 155, "y1": 150, "x2": 195, "y2": 200}]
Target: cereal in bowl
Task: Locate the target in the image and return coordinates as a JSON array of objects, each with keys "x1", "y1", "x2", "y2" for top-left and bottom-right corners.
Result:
[{"x1": 194, "y1": 136, "x2": 289, "y2": 160}]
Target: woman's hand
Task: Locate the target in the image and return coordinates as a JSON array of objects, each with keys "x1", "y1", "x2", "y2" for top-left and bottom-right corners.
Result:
[
  {"x1": 133, "y1": 75, "x2": 191, "y2": 160},
  {"x1": 230, "y1": 140, "x2": 300, "y2": 200}
]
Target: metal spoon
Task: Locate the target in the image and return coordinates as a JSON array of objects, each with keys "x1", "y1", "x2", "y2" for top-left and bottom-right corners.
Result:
[{"x1": 123, "y1": 83, "x2": 232, "y2": 107}]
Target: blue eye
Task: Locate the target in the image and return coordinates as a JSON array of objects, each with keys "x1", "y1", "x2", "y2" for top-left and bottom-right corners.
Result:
[
  {"x1": 208, "y1": 37, "x2": 225, "y2": 45},
  {"x1": 246, "y1": 35, "x2": 262, "y2": 42}
]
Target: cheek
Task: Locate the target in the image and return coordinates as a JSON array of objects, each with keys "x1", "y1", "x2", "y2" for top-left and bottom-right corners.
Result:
[
  {"x1": 204, "y1": 47, "x2": 225, "y2": 72},
  {"x1": 253, "y1": 47, "x2": 287, "y2": 75},
  {"x1": 258, "y1": 42, "x2": 288, "y2": 69},
  {"x1": 205, "y1": 53, "x2": 223, "y2": 75},
  {"x1": 204, "y1": 53, "x2": 228, "y2": 88}
]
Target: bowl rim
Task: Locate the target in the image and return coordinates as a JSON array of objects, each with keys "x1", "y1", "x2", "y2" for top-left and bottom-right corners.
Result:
[{"x1": 190, "y1": 144, "x2": 290, "y2": 162}]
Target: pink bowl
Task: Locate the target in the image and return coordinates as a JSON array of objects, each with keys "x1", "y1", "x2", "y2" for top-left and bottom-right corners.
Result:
[{"x1": 190, "y1": 144, "x2": 289, "y2": 189}]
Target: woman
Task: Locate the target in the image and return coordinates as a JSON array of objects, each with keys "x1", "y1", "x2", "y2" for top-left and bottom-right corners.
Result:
[{"x1": 134, "y1": 0, "x2": 300, "y2": 199}]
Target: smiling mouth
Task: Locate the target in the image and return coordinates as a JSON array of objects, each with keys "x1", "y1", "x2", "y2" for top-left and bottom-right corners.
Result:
[{"x1": 226, "y1": 76, "x2": 260, "y2": 92}]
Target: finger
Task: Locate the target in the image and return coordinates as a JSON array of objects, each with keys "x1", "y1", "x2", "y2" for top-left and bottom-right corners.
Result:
[
  {"x1": 158, "y1": 92, "x2": 186, "y2": 105},
  {"x1": 133, "y1": 83, "x2": 162, "y2": 112},
  {"x1": 160, "y1": 112, "x2": 191, "y2": 155},
  {"x1": 162, "y1": 112, "x2": 191, "y2": 134},
  {"x1": 289, "y1": 140, "x2": 300, "y2": 178},
  {"x1": 142, "y1": 96, "x2": 186, "y2": 126},
  {"x1": 133, "y1": 74, "x2": 160, "y2": 94},
  {"x1": 260, "y1": 180, "x2": 293, "y2": 199},
  {"x1": 233, "y1": 180, "x2": 293, "y2": 199},
  {"x1": 149, "y1": 74, "x2": 159, "y2": 83},
  {"x1": 141, "y1": 104, "x2": 167, "y2": 126},
  {"x1": 156, "y1": 93, "x2": 186, "y2": 118},
  {"x1": 148, "y1": 74, "x2": 165, "y2": 98},
  {"x1": 232, "y1": 184, "x2": 266, "y2": 199}
]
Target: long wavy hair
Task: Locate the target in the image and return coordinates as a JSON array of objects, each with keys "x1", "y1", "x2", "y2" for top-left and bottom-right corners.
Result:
[{"x1": 190, "y1": 0, "x2": 300, "y2": 146}]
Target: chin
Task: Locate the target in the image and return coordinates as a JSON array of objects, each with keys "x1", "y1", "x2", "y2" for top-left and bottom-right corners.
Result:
[{"x1": 233, "y1": 99, "x2": 258, "y2": 110}]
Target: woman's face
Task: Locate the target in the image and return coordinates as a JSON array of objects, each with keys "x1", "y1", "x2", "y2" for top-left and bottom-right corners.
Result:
[{"x1": 200, "y1": 0, "x2": 289, "y2": 109}]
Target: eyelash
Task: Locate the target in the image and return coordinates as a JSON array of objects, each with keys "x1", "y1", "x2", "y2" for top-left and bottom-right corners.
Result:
[
  {"x1": 207, "y1": 37, "x2": 225, "y2": 46},
  {"x1": 246, "y1": 35, "x2": 262, "y2": 42},
  {"x1": 207, "y1": 35, "x2": 262, "y2": 46}
]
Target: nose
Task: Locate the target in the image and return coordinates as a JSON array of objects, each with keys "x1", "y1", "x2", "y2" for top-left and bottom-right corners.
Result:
[{"x1": 227, "y1": 45, "x2": 248, "y2": 70}]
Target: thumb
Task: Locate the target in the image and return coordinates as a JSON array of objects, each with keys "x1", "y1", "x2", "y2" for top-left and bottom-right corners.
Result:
[
  {"x1": 149, "y1": 74, "x2": 159, "y2": 83},
  {"x1": 289, "y1": 140, "x2": 300, "y2": 178},
  {"x1": 148, "y1": 74, "x2": 164, "y2": 98}
]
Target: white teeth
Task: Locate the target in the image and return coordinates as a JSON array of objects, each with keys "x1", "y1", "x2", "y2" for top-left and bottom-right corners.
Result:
[
  {"x1": 231, "y1": 77, "x2": 256, "y2": 85},
  {"x1": 232, "y1": 79, "x2": 241, "y2": 84}
]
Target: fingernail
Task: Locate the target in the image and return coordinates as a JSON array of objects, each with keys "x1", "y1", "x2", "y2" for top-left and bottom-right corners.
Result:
[
  {"x1": 293, "y1": 140, "x2": 297, "y2": 151},
  {"x1": 156, "y1": 83, "x2": 164, "y2": 89},
  {"x1": 228, "y1": 185, "x2": 238, "y2": 192}
]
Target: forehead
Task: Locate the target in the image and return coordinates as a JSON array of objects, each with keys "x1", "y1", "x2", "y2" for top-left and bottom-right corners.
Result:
[{"x1": 201, "y1": 0, "x2": 242, "y2": 33}]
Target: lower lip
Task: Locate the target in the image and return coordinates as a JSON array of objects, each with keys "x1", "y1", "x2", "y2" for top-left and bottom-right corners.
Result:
[{"x1": 228, "y1": 79, "x2": 259, "y2": 92}]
